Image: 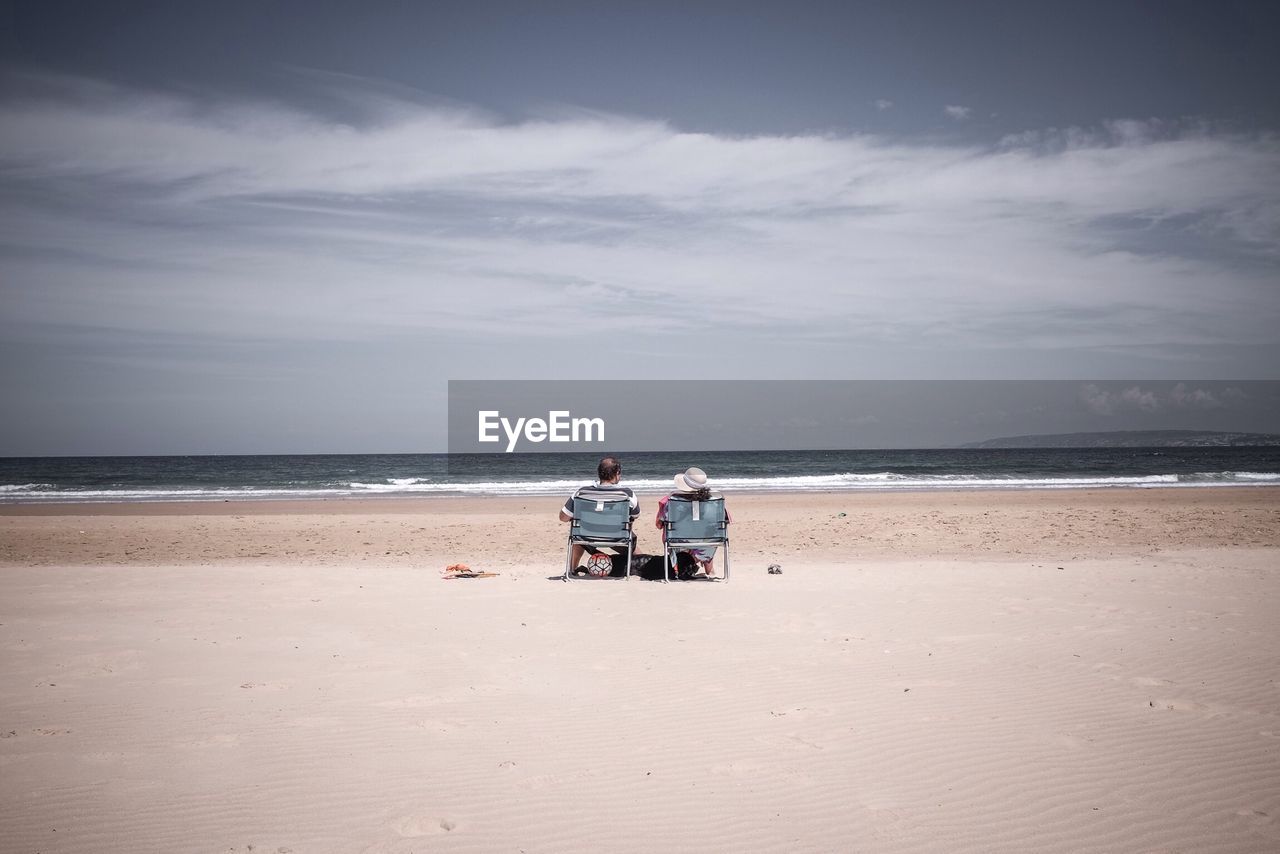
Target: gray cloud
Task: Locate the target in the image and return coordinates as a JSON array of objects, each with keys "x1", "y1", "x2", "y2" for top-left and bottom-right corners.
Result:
[
  {"x1": 1169, "y1": 382, "x2": 1246, "y2": 410},
  {"x1": 1080, "y1": 382, "x2": 1251, "y2": 417},
  {"x1": 1080, "y1": 384, "x2": 1160, "y2": 415},
  {"x1": 2, "y1": 73, "x2": 1279, "y2": 452}
]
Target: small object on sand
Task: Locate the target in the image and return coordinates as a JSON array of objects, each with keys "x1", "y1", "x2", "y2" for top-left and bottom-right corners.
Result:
[
  {"x1": 837, "y1": 512, "x2": 847, "y2": 517},
  {"x1": 767, "y1": 564, "x2": 783, "y2": 575},
  {"x1": 442, "y1": 563, "x2": 500, "y2": 579}
]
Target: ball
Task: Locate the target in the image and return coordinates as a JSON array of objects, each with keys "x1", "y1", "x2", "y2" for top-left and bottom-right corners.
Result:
[{"x1": 584, "y1": 553, "x2": 613, "y2": 577}]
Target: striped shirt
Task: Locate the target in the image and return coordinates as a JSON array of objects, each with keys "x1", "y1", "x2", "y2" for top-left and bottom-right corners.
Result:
[{"x1": 562, "y1": 482, "x2": 640, "y2": 518}]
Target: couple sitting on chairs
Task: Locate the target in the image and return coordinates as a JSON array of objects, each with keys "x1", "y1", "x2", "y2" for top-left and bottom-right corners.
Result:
[{"x1": 560, "y1": 456, "x2": 731, "y2": 582}]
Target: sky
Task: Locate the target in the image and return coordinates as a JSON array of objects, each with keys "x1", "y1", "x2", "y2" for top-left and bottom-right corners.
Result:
[{"x1": 1, "y1": 0, "x2": 1278, "y2": 454}]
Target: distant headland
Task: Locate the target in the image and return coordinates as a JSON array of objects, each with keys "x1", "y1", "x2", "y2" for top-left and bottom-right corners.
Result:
[{"x1": 961, "y1": 430, "x2": 1280, "y2": 449}]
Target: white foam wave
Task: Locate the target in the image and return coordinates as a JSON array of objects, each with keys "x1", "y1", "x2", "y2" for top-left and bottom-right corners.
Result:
[
  {"x1": 3, "y1": 470, "x2": 1278, "y2": 503},
  {"x1": 346, "y1": 478, "x2": 434, "y2": 490},
  {"x1": 675, "y1": 473, "x2": 1187, "y2": 491},
  {"x1": 386, "y1": 477, "x2": 432, "y2": 486},
  {"x1": 0, "y1": 486, "x2": 343, "y2": 501},
  {"x1": 346, "y1": 478, "x2": 588, "y2": 494}
]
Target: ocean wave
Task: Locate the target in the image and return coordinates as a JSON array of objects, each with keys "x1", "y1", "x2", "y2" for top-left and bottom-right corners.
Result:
[
  {"x1": 2, "y1": 470, "x2": 1278, "y2": 503},
  {"x1": 347, "y1": 477, "x2": 437, "y2": 490},
  {"x1": 0, "y1": 482, "x2": 57, "y2": 492},
  {"x1": 346, "y1": 478, "x2": 589, "y2": 494},
  {"x1": 0, "y1": 486, "x2": 343, "y2": 501}
]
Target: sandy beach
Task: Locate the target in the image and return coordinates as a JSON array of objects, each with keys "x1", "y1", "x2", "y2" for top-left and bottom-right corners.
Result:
[{"x1": 2, "y1": 488, "x2": 1278, "y2": 852}]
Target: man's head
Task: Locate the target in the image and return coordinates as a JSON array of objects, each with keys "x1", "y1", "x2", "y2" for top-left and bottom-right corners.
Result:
[{"x1": 597, "y1": 456, "x2": 621, "y2": 483}]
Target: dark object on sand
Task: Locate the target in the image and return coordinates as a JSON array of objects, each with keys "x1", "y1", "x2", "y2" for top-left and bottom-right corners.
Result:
[
  {"x1": 629, "y1": 552, "x2": 699, "y2": 581},
  {"x1": 767, "y1": 564, "x2": 783, "y2": 575}
]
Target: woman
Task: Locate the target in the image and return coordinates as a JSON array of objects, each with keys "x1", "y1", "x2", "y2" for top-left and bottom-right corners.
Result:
[{"x1": 655, "y1": 466, "x2": 731, "y2": 579}]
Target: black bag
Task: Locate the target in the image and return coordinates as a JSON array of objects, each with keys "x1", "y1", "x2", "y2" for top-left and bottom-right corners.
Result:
[{"x1": 628, "y1": 552, "x2": 698, "y2": 580}]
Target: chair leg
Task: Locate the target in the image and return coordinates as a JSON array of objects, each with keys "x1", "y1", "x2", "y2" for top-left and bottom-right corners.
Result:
[
  {"x1": 723, "y1": 542, "x2": 729, "y2": 582},
  {"x1": 564, "y1": 540, "x2": 573, "y2": 582}
]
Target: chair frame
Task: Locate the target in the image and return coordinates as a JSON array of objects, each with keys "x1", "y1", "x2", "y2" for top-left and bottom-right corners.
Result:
[
  {"x1": 661, "y1": 494, "x2": 730, "y2": 583},
  {"x1": 563, "y1": 494, "x2": 635, "y2": 581}
]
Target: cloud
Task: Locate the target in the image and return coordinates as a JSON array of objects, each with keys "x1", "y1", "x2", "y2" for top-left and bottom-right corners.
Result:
[
  {"x1": 1168, "y1": 382, "x2": 1248, "y2": 410},
  {"x1": 943, "y1": 104, "x2": 972, "y2": 120},
  {"x1": 1080, "y1": 384, "x2": 1159, "y2": 415},
  {"x1": 875, "y1": 99, "x2": 894, "y2": 111},
  {"x1": 1, "y1": 73, "x2": 1278, "y2": 379},
  {"x1": 1080, "y1": 383, "x2": 1249, "y2": 416}
]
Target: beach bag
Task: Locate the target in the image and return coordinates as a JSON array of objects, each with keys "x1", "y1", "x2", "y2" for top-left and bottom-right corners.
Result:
[
  {"x1": 674, "y1": 551, "x2": 700, "y2": 580},
  {"x1": 628, "y1": 552, "x2": 698, "y2": 580}
]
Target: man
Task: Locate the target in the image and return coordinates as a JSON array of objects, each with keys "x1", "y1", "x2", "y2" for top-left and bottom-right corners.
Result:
[{"x1": 560, "y1": 456, "x2": 640, "y2": 574}]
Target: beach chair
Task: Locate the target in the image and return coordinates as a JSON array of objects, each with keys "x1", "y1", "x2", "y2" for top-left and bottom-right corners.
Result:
[
  {"x1": 564, "y1": 490, "x2": 635, "y2": 581},
  {"x1": 661, "y1": 493, "x2": 730, "y2": 583}
]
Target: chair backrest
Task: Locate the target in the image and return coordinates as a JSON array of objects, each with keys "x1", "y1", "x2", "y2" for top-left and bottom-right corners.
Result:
[
  {"x1": 664, "y1": 494, "x2": 727, "y2": 542},
  {"x1": 570, "y1": 494, "x2": 633, "y2": 540}
]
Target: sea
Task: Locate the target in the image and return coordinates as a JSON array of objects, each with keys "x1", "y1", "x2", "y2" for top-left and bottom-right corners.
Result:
[{"x1": 2, "y1": 447, "x2": 1280, "y2": 503}]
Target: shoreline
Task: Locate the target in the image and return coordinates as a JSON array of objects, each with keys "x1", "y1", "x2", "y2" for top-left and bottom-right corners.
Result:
[
  {"x1": 3, "y1": 482, "x2": 1279, "y2": 516},
  {"x1": 3, "y1": 486, "x2": 1276, "y2": 567}
]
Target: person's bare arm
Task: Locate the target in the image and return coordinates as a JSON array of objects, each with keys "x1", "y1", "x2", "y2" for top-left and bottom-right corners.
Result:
[{"x1": 559, "y1": 508, "x2": 573, "y2": 522}]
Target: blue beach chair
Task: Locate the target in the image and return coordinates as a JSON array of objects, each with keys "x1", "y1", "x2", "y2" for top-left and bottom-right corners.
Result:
[
  {"x1": 564, "y1": 490, "x2": 635, "y2": 581},
  {"x1": 661, "y1": 493, "x2": 730, "y2": 583}
]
